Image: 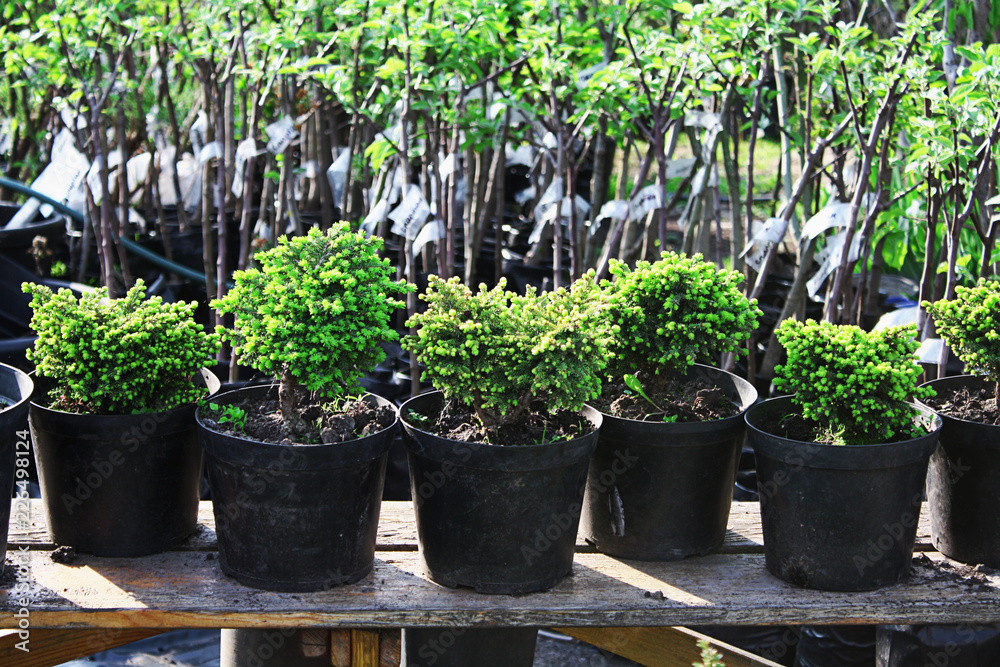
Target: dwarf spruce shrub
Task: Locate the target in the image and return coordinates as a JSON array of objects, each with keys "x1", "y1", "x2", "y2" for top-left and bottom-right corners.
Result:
[
  {"x1": 604, "y1": 252, "x2": 761, "y2": 378},
  {"x1": 924, "y1": 279, "x2": 1000, "y2": 401},
  {"x1": 774, "y1": 319, "x2": 932, "y2": 445},
  {"x1": 213, "y1": 224, "x2": 411, "y2": 421},
  {"x1": 24, "y1": 279, "x2": 221, "y2": 414},
  {"x1": 402, "y1": 273, "x2": 611, "y2": 438}
]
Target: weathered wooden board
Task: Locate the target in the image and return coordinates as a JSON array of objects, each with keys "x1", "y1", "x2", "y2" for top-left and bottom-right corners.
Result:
[
  {"x1": 0, "y1": 628, "x2": 163, "y2": 666},
  {"x1": 1, "y1": 547, "x2": 996, "y2": 630},
  {"x1": 8, "y1": 501, "x2": 935, "y2": 554}
]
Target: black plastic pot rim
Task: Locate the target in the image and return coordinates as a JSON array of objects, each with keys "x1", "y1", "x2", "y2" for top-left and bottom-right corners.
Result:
[
  {"x1": 29, "y1": 368, "x2": 220, "y2": 431},
  {"x1": 918, "y1": 374, "x2": 1000, "y2": 429},
  {"x1": 197, "y1": 384, "x2": 398, "y2": 470},
  {"x1": 746, "y1": 394, "x2": 943, "y2": 470},
  {"x1": 591, "y1": 363, "x2": 758, "y2": 437},
  {"x1": 0, "y1": 364, "x2": 32, "y2": 419},
  {"x1": 399, "y1": 391, "x2": 602, "y2": 472}
]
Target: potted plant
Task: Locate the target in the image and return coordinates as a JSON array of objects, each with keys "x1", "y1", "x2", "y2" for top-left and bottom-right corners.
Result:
[
  {"x1": 201, "y1": 223, "x2": 411, "y2": 592},
  {"x1": 23, "y1": 279, "x2": 221, "y2": 557},
  {"x1": 399, "y1": 272, "x2": 610, "y2": 596},
  {"x1": 921, "y1": 278, "x2": 1000, "y2": 566},
  {"x1": 579, "y1": 252, "x2": 761, "y2": 561},
  {"x1": 745, "y1": 319, "x2": 942, "y2": 591},
  {"x1": 0, "y1": 363, "x2": 32, "y2": 573}
]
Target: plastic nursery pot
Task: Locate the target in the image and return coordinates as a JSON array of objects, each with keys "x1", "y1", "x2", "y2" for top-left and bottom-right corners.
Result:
[
  {"x1": 401, "y1": 627, "x2": 539, "y2": 667},
  {"x1": 28, "y1": 369, "x2": 220, "y2": 557},
  {"x1": 220, "y1": 629, "x2": 336, "y2": 667},
  {"x1": 198, "y1": 385, "x2": 396, "y2": 592},
  {"x1": 745, "y1": 395, "x2": 942, "y2": 591},
  {"x1": 919, "y1": 375, "x2": 1000, "y2": 567},
  {"x1": 0, "y1": 364, "x2": 32, "y2": 574},
  {"x1": 400, "y1": 391, "x2": 601, "y2": 595},
  {"x1": 580, "y1": 364, "x2": 758, "y2": 560}
]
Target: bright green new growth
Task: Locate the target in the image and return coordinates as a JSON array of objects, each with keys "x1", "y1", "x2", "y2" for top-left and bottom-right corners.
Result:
[
  {"x1": 23, "y1": 279, "x2": 221, "y2": 414},
  {"x1": 694, "y1": 639, "x2": 726, "y2": 667},
  {"x1": 924, "y1": 279, "x2": 1000, "y2": 402},
  {"x1": 774, "y1": 319, "x2": 932, "y2": 446},
  {"x1": 210, "y1": 402, "x2": 247, "y2": 431},
  {"x1": 403, "y1": 273, "x2": 611, "y2": 439},
  {"x1": 213, "y1": 224, "x2": 411, "y2": 421},
  {"x1": 604, "y1": 252, "x2": 761, "y2": 378}
]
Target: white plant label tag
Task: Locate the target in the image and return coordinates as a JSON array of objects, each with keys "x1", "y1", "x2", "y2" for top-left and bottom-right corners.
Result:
[
  {"x1": 597, "y1": 199, "x2": 629, "y2": 222},
  {"x1": 801, "y1": 202, "x2": 851, "y2": 240},
  {"x1": 629, "y1": 184, "x2": 662, "y2": 221},
  {"x1": 329, "y1": 149, "x2": 351, "y2": 174},
  {"x1": 663, "y1": 158, "x2": 697, "y2": 180},
  {"x1": 125, "y1": 153, "x2": 151, "y2": 195},
  {"x1": 916, "y1": 338, "x2": 944, "y2": 364},
  {"x1": 198, "y1": 141, "x2": 221, "y2": 165},
  {"x1": 541, "y1": 196, "x2": 589, "y2": 223},
  {"x1": 576, "y1": 63, "x2": 605, "y2": 87},
  {"x1": 741, "y1": 217, "x2": 785, "y2": 272},
  {"x1": 514, "y1": 185, "x2": 535, "y2": 206},
  {"x1": 438, "y1": 153, "x2": 458, "y2": 179},
  {"x1": 86, "y1": 156, "x2": 106, "y2": 205},
  {"x1": 190, "y1": 112, "x2": 208, "y2": 160},
  {"x1": 506, "y1": 143, "x2": 536, "y2": 168},
  {"x1": 231, "y1": 138, "x2": 259, "y2": 198},
  {"x1": 684, "y1": 110, "x2": 721, "y2": 129},
  {"x1": 13, "y1": 129, "x2": 90, "y2": 226},
  {"x1": 389, "y1": 184, "x2": 430, "y2": 238},
  {"x1": 412, "y1": 218, "x2": 443, "y2": 256},
  {"x1": 533, "y1": 177, "x2": 564, "y2": 225},
  {"x1": 361, "y1": 199, "x2": 390, "y2": 236},
  {"x1": 60, "y1": 107, "x2": 88, "y2": 131},
  {"x1": 326, "y1": 151, "x2": 351, "y2": 210},
  {"x1": 265, "y1": 115, "x2": 298, "y2": 154},
  {"x1": 0, "y1": 118, "x2": 12, "y2": 156},
  {"x1": 807, "y1": 231, "x2": 863, "y2": 296}
]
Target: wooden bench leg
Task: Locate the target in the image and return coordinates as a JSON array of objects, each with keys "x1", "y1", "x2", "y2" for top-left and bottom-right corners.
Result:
[
  {"x1": 331, "y1": 629, "x2": 400, "y2": 667},
  {"x1": 0, "y1": 628, "x2": 163, "y2": 667},
  {"x1": 559, "y1": 626, "x2": 785, "y2": 667}
]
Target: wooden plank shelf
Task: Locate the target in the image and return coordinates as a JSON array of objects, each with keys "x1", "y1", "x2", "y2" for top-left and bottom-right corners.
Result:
[{"x1": 3, "y1": 501, "x2": 998, "y2": 631}]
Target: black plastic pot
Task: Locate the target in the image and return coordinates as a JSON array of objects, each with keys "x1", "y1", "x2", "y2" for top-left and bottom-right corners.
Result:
[
  {"x1": 0, "y1": 202, "x2": 67, "y2": 248},
  {"x1": 0, "y1": 364, "x2": 32, "y2": 573},
  {"x1": 746, "y1": 396, "x2": 942, "y2": 591},
  {"x1": 220, "y1": 629, "x2": 333, "y2": 667},
  {"x1": 580, "y1": 364, "x2": 757, "y2": 560},
  {"x1": 29, "y1": 369, "x2": 219, "y2": 557},
  {"x1": 198, "y1": 385, "x2": 396, "y2": 592},
  {"x1": 401, "y1": 627, "x2": 538, "y2": 667},
  {"x1": 400, "y1": 391, "x2": 601, "y2": 594},
  {"x1": 920, "y1": 375, "x2": 1000, "y2": 567},
  {"x1": 877, "y1": 623, "x2": 1000, "y2": 666}
]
